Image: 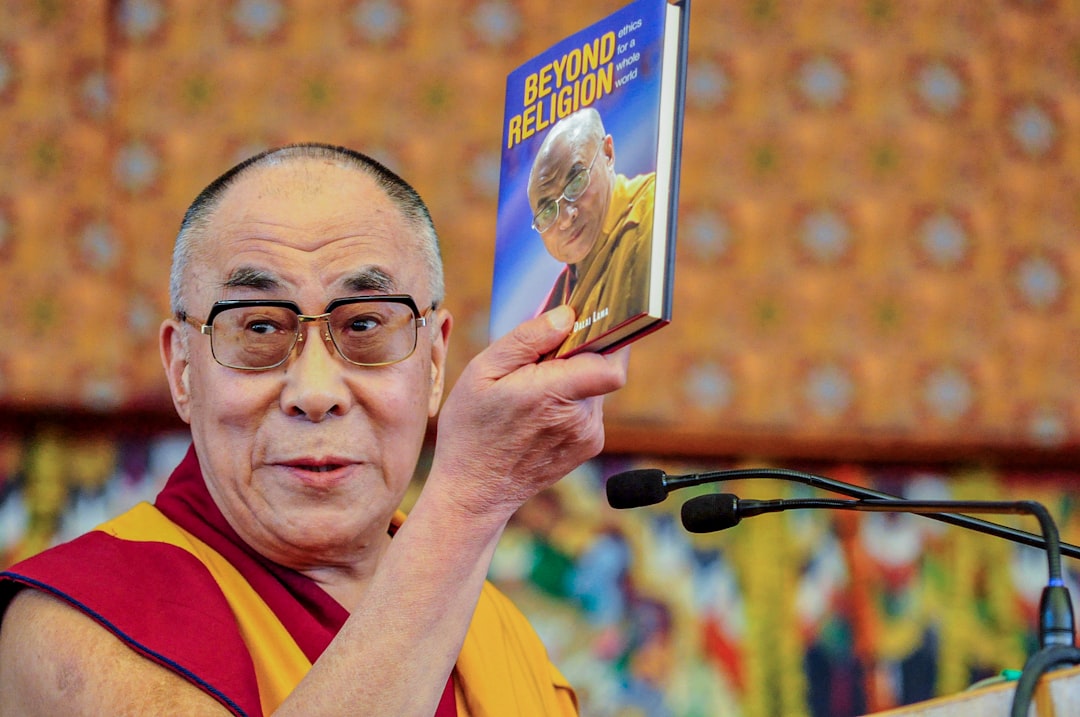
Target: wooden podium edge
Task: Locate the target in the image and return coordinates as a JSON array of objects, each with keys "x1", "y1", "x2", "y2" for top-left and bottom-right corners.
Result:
[{"x1": 865, "y1": 664, "x2": 1080, "y2": 716}]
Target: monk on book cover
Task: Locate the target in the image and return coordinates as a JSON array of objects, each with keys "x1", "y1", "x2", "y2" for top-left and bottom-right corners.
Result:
[{"x1": 528, "y1": 107, "x2": 656, "y2": 355}]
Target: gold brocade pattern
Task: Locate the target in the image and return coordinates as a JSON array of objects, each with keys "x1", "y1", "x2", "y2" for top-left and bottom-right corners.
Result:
[{"x1": 0, "y1": 1, "x2": 1077, "y2": 456}]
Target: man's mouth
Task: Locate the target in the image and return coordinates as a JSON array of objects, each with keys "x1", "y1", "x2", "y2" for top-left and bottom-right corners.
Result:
[
  {"x1": 277, "y1": 460, "x2": 355, "y2": 488},
  {"x1": 560, "y1": 224, "x2": 586, "y2": 255},
  {"x1": 280, "y1": 460, "x2": 350, "y2": 474}
]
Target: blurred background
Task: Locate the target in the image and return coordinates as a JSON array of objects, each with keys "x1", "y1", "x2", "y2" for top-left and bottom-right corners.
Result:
[{"x1": 1, "y1": 1, "x2": 1078, "y2": 715}]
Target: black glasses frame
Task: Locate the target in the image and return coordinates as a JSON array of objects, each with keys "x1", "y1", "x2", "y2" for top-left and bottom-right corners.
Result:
[{"x1": 179, "y1": 294, "x2": 431, "y2": 370}]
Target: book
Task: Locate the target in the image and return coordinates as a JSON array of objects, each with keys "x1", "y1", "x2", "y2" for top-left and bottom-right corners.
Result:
[{"x1": 489, "y1": 0, "x2": 690, "y2": 359}]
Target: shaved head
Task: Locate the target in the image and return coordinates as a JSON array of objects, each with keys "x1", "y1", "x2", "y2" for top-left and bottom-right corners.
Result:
[{"x1": 170, "y1": 143, "x2": 444, "y2": 317}]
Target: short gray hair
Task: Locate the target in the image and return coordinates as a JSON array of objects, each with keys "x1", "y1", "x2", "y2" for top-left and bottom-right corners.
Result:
[{"x1": 170, "y1": 143, "x2": 445, "y2": 316}]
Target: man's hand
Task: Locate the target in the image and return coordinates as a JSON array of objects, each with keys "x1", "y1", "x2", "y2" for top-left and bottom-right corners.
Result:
[{"x1": 429, "y1": 305, "x2": 629, "y2": 522}]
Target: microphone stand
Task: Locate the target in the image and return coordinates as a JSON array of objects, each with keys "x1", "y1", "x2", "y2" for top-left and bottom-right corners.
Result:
[
  {"x1": 680, "y1": 493, "x2": 1080, "y2": 717},
  {"x1": 1009, "y1": 644, "x2": 1080, "y2": 717}
]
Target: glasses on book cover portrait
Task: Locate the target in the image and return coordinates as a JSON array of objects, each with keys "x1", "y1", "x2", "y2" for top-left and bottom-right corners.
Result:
[
  {"x1": 178, "y1": 295, "x2": 434, "y2": 370},
  {"x1": 531, "y1": 141, "x2": 604, "y2": 234}
]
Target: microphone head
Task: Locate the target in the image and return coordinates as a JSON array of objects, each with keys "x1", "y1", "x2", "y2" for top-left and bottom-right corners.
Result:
[
  {"x1": 681, "y1": 494, "x2": 742, "y2": 533},
  {"x1": 606, "y1": 469, "x2": 669, "y2": 509}
]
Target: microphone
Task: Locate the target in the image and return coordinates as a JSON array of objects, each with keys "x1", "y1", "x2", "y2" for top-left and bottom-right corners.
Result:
[
  {"x1": 679, "y1": 492, "x2": 1080, "y2": 717},
  {"x1": 606, "y1": 467, "x2": 1080, "y2": 561}
]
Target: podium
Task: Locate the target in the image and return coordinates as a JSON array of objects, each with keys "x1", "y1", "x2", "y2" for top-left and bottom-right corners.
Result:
[{"x1": 867, "y1": 665, "x2": 1080, "y2": 716}]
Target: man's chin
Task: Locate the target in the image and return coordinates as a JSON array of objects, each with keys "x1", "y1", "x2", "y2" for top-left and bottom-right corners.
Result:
[{"x1": 559, "y1": 229, "x2": 598, "y2": 264}]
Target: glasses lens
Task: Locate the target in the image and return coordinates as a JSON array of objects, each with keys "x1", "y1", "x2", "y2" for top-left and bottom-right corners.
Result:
[
  {"x1": 563, "y1": 168, "x2": 590, "y2": 201},
  {"x1": 211, "y1": 305, "x2": 298, "y2": 369},
  {"x1": 329, "y1": 300, "x2": 418, "y2": 366},
  {"x1": 533, "y1": 202, "x2": 559, "y2": 233}
]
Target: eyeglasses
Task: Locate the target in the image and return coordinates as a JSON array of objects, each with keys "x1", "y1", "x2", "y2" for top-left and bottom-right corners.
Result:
[
  {"x1": 179, "y1": 295, "x2": 433, "y2": 371},
  {"x1": 531, "y1": 142, "x2": 603, "y2": 233}
]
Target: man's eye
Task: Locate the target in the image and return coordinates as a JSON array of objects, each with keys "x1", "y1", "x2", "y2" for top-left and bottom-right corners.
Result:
[
  {"x1": 564, "y1": 171, "x2": 588, "y2": 197},
  {"x1": 347, "y1": 317, "x2": 379, "y2": 332},
  {"x1": 241, "y1": 316, "x2": 289, "y2": 334},
  {"x1": 250, "y1": 321, "x2": 280, "y2": 334}
]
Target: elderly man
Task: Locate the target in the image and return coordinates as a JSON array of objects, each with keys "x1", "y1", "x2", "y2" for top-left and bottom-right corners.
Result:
[
  {"x1": 528, "y1": 107, "x2": 656, "y2": 356},
  {"x1": 0, "y1": 144, "x2": 627, "y2": 715}
]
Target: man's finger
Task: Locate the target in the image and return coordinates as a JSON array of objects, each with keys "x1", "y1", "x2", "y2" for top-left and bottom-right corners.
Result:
[
  {"x1": 481, "y1": 306, "x2": 575, "y2": 376},
  {"x1": 544, "y1": 349, "x2": 629, "y2": 402}
]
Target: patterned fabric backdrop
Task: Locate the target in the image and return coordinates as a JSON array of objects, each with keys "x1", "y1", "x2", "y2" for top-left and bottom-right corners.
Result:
[
  {"x1": 1, "y1": 0, "x2": 1077, "y2": 458},
  {"x1": 1, "y1": 1, "x2": 1079, "y2": 716}
]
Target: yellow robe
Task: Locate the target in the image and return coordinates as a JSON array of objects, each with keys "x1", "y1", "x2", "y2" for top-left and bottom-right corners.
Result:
[
  {"x1": 4, "y1": 500, "x2": 578, "y2": 717},
  {"x1": 559, "y1": 171, "x2": 656, "y2": 355}
]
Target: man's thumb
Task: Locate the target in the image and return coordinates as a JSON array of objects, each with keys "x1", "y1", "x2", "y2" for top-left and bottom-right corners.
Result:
[{"x1": 488, "y1": 305, "x2": 575, "y2": 371}]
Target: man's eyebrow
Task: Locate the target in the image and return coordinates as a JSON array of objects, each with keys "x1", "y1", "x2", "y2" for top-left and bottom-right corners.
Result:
[
  {"x1": 218, "y1": 266, "x2": 399, "y2": 295},
  {"x1": 221, "y1": 266, "x2": 282, "y2": 291},
  {"x1": 538, "y1": 158, "x2": 585, "y2": 195},
  {"x1": 564, "y1": 157, "x2": 588, "y2": 177},
  {"x1": 342, "y1": 267, "x2": 398, "y2": 294}
]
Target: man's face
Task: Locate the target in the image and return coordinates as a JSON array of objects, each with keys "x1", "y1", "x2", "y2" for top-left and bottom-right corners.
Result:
[
  {"x1": 160, "y1": 158, "x2": 451, "y2": 572},
  {"x1": 528, "y1": 134, "x2": 614, "y2": 265}
]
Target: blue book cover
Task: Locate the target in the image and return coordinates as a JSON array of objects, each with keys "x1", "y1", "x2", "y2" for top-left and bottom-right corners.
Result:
[{"x1": 490, "y1": 0, "x2": 689, "y2": 358}]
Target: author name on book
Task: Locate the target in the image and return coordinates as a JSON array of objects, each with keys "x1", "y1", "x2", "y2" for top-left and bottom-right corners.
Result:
[{"x1": 572, "y1": 306, "x2": 610, "y2": 335}]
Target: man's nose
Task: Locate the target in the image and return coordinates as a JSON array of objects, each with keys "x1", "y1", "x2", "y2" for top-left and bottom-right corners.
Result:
[
  {"x1": 279, "y1": 323, "x2": 352, "y2": 421},
  {"x1": 559, "y1": 202, "x2": 578, "y2": 228}
]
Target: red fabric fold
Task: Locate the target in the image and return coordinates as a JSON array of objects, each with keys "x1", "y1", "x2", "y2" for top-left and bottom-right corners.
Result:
[{"x1": 2, "y1": 442, "x2": 457, "y2": 716}]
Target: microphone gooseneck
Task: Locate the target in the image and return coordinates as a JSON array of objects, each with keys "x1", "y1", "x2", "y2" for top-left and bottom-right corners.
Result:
[
  {"x1": 681, "y1": 495, "x2": 1067, "y2": 587},
  {"x1": 606, "y1": 467, "x2": 1080, "y2": 560}
]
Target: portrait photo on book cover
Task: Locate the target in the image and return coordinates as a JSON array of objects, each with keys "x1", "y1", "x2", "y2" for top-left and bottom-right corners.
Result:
[
  {"x1": 491, "y1": 103, "x2": 661, "y2": 356},
  {"x1": 528, "y1": 108, "x2": 656, "y2": 355}
]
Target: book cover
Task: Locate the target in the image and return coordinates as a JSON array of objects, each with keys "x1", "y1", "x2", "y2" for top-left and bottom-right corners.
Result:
[{"x1": 489, "y1": 0, "x2": 690, "y2": 359}]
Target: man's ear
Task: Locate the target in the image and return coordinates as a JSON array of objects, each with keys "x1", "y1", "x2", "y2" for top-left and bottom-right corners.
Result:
[
  {"x1": 159, "y1": 319, "x2": 193, "y2": 424},
  {"x1": 602, "y1": 133, "x2": 615, "y2": 167},
  {"x1": 427, "y1": 308, "x2": 453, "y2": 418}
]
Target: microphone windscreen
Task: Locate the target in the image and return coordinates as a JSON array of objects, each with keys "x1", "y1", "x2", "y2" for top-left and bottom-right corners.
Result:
[
  {"x1": 606, "y1": 469, "x2": 668, "y2": 509},
  {"x1": 681, "y1": 494, "x2": 741, "y2": 533}
]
